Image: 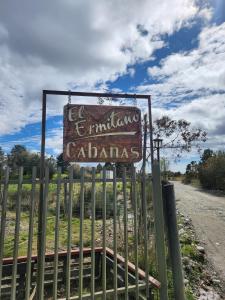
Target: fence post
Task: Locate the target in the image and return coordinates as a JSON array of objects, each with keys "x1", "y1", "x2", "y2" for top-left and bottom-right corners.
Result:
[
  {"x1": 162, "y1": 183, "x2": 185, "y2": 300},
  {"x1": 37, "y1": 91, "x2": 47, "y2": 300},
  {"x1": 152, "y1": 161, "x2": 168, "y2": 300}
]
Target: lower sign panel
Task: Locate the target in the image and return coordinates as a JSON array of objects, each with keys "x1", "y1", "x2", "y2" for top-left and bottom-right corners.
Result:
[{"x1": 63, "y1": 104, "x2": 142, "y2": 163}]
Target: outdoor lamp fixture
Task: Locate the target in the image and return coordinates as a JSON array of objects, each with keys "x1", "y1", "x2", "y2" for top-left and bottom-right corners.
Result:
[{"x1": 153, "y1": 135, "x2": 163, "y2": 162}]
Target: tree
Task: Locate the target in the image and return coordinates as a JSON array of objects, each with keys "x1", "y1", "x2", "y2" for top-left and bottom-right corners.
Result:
[
  {"x1": 46, "y1": 155, "x2": 57, "y2": 179},
  {"x1": 186, "y1": 161, "x2": 198, "y2": 175},
  {"x1": 8, "y1": 145, "x2": 28, "y2": 167},
  {"x1": 96, "y1": 163, "x2": 102, "y2": 173},
  {"x1": 73, "y1": 163, "x2": 81, "y2": 178},
  {"x1": 104, "y1": 162, "x2": 113, "y2": 169},
  {"x1": 198, "y1": 151, "x2": 225, "y2": 191},
  {"x1": 7, "y1": 145, "x2": 42, "y2": 177},
  {"x1": 199, "y1": 148, "x2": 214, "y2": 165},
  {"x1": 184, "y1": 160, "x2": 198, "y2": 184},
  {"x1": 115, "y1": 162, "x2": 133, "y2": 178},
  {"x1": 0, "y1": 147, "x2": 5, "y2": 195},
  {"x1": 97, "y1": 95, "x2": 207, "y2": 161},
  {"x1": 153, "y1": 116, "x2": 207, "y2": 160},
  {"x1": 57, "y1": 153, "x2": 70, "y2": 173},
  {"x1": 160, "y1": 157, "x2": 170, "y2": 181},
  {"x1": 7, "y1": 145, "x2": 30, "y2": 176},
  {"x1": 0, "y1": 147, "x2": 5, "y2": 167},
  {"x1": 6, "y1": 145, "x2": 58, "y2": 178}
]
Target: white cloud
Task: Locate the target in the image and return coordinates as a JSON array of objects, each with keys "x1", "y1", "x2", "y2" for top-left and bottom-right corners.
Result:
[
  {"x1": 0, "y1": 0, "x2": 210, "y2": 135},
  {"x1": 0, "y1": 134, "x2": 42, "y2": 153},
  {"x1": 150, "y1": 94, "x2": 225, "y2": 168},
  {"x1": 45, "y1": 128, "x2": 63, "y2": 155},
  {"x1": 139, "y1": 22, "x2": 225, "y2": 105},
  {"x1": 135, "y1": 22, "x2": 225, "y2": 162},
  {"x1": 128, "y1": 68, "x2": 135, "y2": 78},
  {"x1": 150, "y1": 96, "x2": 225, "y2": 172}
]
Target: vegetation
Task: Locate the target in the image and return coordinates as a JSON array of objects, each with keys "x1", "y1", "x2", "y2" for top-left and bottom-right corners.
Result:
[
  {"x1": 153, "y1": 116, "x2": 207, "y2": 160},
  {"x1": 184, "y1": 149, "x2": 225, "y2": 192},
  {"x1": 0, "y1": 145, "x2": 95, "y2": 180},
  {"x1": 0, "y1": 145, "x2": 56, "y2": 179},
  {"x1": 99, "y1": 95, "x2": 207, "y2": 161},
  {"x1": 3, "y1": 212, "x2": 99, "y2": 257},
  {"x1": 177, "y1": 213, "x2": 222, "y2": 299},
  {"x1": 198, "y1": 151, "x2": 225, "y2": 191}
]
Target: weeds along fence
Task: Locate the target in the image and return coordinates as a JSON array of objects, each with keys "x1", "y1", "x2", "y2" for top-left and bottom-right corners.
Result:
[{"x1": 0, "y1": 165, "x2": 160, "y2": 299}]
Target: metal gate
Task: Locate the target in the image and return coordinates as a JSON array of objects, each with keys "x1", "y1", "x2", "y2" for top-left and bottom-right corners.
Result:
[{"x1": 0, "y1": 165, "x2": 160, "y2": 299}]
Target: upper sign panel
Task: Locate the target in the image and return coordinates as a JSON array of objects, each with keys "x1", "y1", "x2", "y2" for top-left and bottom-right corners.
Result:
[{"x1": 63, "y1": 104, "x2": 142, "y2": 162}]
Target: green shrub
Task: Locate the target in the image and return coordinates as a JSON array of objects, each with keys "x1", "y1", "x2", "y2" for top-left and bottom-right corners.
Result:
[{"x1": 199, "y1": 152, "x2": 225, "y2": 191}]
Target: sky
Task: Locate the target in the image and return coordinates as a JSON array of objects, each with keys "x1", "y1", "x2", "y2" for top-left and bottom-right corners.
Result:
[{"x1": 0, "y1": 0, "x2": 225, "y2": 172}]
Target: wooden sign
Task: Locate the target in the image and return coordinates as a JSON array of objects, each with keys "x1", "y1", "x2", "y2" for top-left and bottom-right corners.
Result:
[{"x1": 63, "y1": 104, "x2": 142, "y2": 162}]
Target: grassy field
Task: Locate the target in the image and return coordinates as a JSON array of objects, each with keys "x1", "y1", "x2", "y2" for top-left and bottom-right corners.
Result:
[
  {"x1": 3, "y1": 211, "x2": 102, "y2": 258},
  {"x1": 2, "y1": 178, "x2": 145, "y2": 257}
]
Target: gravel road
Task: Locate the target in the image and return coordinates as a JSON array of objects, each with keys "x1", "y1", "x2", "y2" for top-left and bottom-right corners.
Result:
[{"x1": 173, "y1": 181, "x2": 225, "y2": 283}]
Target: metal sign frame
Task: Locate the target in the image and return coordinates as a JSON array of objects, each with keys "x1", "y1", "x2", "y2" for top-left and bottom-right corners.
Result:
[{"x1": 38, "y1": 90, "x2": 154, "y2": 300}]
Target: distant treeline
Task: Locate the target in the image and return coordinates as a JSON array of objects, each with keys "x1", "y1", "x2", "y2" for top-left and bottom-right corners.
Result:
[
  {"x1": 0, "y1": 145, "x2": 82, "y2": 179},
  {"x1": 0, "y1": 145, "x2": 133, "y2": 179}
]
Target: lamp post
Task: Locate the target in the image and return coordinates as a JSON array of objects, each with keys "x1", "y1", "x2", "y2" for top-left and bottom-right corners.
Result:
[{"x1": 153, "y1": 136, "x2": 163, "y2": 162}]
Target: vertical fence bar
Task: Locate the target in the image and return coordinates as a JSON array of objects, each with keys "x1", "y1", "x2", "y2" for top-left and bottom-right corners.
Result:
[
  {"x1": 37, "y1": 91, "x2": 47, "y2": 300},
  {"x1": 79, "y1": 168, "x2": 85, "y2": 299},
  {"x1": 132, "y1": 167, "x2": 139, "y2": 299},
  {"x1": 66, "y1": 167, "x2": 73, "y2": 299},
  {"x1": 152, "y1": 161, "x2": 168, "y2": 300},
  {"x1": 91, "y1": 168, "x2": 96, "y2": 300},
  {"x1": 142, "y1": 114, "x2": 150, "y2": 299},
  {"x1": 38, "y1": 166, "x2": 49, "y2": 299},
  {"x1": 102, "y1": 167, "x2": 107, "y2": 299},
  {"x1": 0, "y1": 167, "x2": 9, "y2": 298},
  {"x1": 11, "y1": 167, "x2": 23, "y2": 300},
  {"x1": 147, "y1": 96, "x2": 154, "y2": 167},
  {"x1": 142, "y1": 166, "x2": 150, "y2": 299},
  {"x1": 53, "y1": 168, "x2": 62, "y2": 300},
  {"x1": 113, "y1": 166, "x2": 118, "y2": 299},
  {"x1": 25, "y1": 167, "x2": 37, "y2": 300},
  {"x1": 123, "y1": 167, "x2": 128, "y2": 300}
]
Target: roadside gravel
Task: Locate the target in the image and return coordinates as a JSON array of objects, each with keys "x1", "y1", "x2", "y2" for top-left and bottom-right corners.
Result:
[{"x1": 173, "y1": 181, "x2": 225, "y2": 291}]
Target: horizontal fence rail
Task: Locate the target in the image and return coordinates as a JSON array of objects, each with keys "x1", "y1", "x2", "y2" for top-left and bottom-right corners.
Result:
[{"x1": 0, "y1": 166, "x2": 160, "y2": 299}]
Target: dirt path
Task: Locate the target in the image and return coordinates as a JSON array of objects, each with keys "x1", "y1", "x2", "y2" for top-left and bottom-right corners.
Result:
[{"x1": 173, "y1": 181, "x2": 225, "y2": 284}]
